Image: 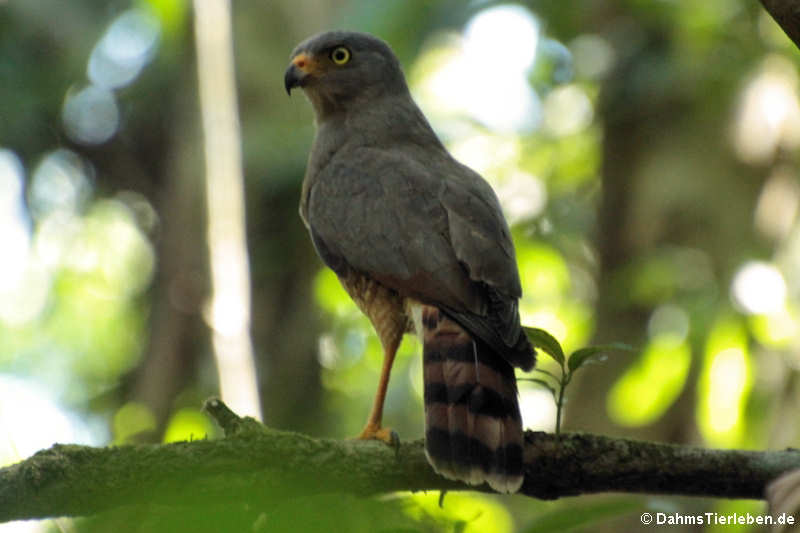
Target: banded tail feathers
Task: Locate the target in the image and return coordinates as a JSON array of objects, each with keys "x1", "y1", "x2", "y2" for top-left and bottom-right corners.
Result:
[{"x1": 420, "y1": 305, "x2": 525, "y2": 493}]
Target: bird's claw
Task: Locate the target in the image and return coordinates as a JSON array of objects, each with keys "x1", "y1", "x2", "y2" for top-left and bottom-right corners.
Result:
[{"x1": 356, "y1": 424, "x2": 400, "y2": 454}]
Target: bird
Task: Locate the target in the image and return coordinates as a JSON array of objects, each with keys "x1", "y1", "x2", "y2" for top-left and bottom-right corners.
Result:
[{"x1": 284, "y1": 30, "x2": 535, "y2": 493}]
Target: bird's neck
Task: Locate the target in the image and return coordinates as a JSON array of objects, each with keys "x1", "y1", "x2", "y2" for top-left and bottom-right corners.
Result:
[{"x1": 318, "y1": 92, "x2": 444, "y2": 150}]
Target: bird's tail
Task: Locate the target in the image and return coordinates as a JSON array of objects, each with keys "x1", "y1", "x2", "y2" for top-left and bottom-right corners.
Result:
[{"x1": 421, "y1": 305, "x2": 524, "y2": 493}]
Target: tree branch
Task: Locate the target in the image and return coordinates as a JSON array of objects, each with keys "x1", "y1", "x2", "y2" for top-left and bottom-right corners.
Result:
[
  {"x1": 761, "y1": 0, "x2": 800, "y2": 51},
  {"x1": 1, "y1": 398, "x2": 798, "y2": 523}
]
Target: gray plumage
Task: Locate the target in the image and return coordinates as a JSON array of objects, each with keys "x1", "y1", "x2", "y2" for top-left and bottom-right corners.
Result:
[{"x1": 286, "y1": 30, "x2": 534, "y2": 493}]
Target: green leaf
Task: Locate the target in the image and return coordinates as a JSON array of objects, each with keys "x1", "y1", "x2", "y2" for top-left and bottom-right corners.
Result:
[
  {"x1": 568, "y1": 343, "x2": 632, "y2": 373},
  {"x1": 523, "y1": 326, "x2": 565, "y2": 366},
  {"x1": 520, "y1": 377, "x2": 558, "y2": 399},
  {"x1": 520, "y1": 497, "x2": 644, "y2": 533},
  {"x1": 532, "y1": 367, "x2": 561, "y2": 381}
]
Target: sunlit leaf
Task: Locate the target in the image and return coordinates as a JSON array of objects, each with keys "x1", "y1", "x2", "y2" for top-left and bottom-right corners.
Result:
[
  {"x1": 712, "y1": 500, "x2": 766, "y2": 533},
  {"x1": 697, "y1": 316, "x2": 752, "y2": 447},
  {"x1": 406, "y1": 491, "x2": 513, "y2": 533},
  {"x1": 567, "y1": 343, "x2": 631, "y2": 373},
  {"x1": 519, "y1": 301, "x2": 594, "y2": 356},
  {"x1": 140, "y1": 0, "x2": 187, "y2": 38},
  {"x1": 113, "y1": 401, "x2": 156, "y2": 443},
  {"x1": 523, "y1": 326, "x2": 565, "y2": 366},
  {"x1": 163, "y1": 407, "x2": 217, "y2": 443},
  {"x1": 748, "y1": 305, "x2": 798, "y2": 349},
  {"x1": 608, "y1": 334, "x2": 690, "y2": 427},
  {"x1": 516, "y1": 243, "x2": 571, "y2": 299},
  {"x1": 314, "y1": 268, "x2": 356, "y2": 317},
  {"x1": 521, "y1": 497, "x2": 645, "y2": 533}
]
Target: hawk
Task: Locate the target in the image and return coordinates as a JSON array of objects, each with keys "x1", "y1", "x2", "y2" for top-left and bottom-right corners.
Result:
[{"x1": 285, "y1": 30, "x2": 535, "y2": 493}]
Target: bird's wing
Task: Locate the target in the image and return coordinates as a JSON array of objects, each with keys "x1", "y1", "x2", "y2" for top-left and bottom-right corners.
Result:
[
  {"x1": 307, "y1": 145, "x2": 483, "y2": 314},
  {"x1": 439, "y1": 161, "x2": 522, "y2": 298},
  {"x1": 306, "y1": 145, "x2": 532, "y2": 368},
  {"x1": 436, "y1": 161, "x2": 530, "y2": 366}
]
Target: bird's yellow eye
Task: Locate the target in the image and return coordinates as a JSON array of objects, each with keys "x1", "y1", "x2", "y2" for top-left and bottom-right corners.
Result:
[{"x1": 330, "y1": 46, "x2": 351, "y2": 65}]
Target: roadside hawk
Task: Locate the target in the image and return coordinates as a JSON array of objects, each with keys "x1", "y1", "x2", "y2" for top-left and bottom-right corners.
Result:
[{"x1": 285, "y1": 30, "x2": 535, "y2": 493}]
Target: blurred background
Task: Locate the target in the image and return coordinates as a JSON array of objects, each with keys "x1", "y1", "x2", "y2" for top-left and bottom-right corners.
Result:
[{"x1": 1, "y1": 0, "x2": 799, "y2": 532}]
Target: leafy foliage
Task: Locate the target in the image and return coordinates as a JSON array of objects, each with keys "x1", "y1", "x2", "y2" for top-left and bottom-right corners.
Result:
[{"x1": 522, "y1": 327, "x2": 631, "y2": 435}]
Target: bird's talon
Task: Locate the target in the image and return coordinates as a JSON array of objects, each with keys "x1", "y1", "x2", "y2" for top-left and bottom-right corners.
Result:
[{"x1": 356, "y1": 424, "x2": 399, "y2": 447}]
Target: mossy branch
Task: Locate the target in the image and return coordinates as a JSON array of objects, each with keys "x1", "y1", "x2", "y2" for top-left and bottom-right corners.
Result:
[{"x1": 0, "y1": 398, "x2": 798, "y2": 523}]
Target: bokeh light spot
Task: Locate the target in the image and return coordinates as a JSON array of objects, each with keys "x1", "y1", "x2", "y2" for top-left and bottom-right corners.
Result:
[
  {"x1": 0, "y1": 149, "x2": 30, "y2": 289},
  {"x1": 706, "y1": 348, "x2": 748, "y2": 433},
  {"x1": 698, "y1": 317, "x2": 751, "y2": 447},
  {"x1": 29, "y1": 149, "x2": 92, "y2": 219},
  {"x1": 413, "y1": 5, "x2": 542, "y2": 132},
  {"x1": 0, "y1": 150, "x2": 48, "y2": 326},
  {"x1": 608, "y1": 334, "x2": 691, "y2": 426},
  {"x1": 518, "y1": 384, "x2": 557, "y2": 431},
  {"x1": 163, "y1": 408, "x2": 216, "y2": 443},
  {"x1": 733, "y1": 55, "x2": 800, "y2": 164},
  {"x1": 463, "y1": 4, "x2": 539, "y2": 74},
  {"x1": 542, "y1": 84, "x2": 593, "y2": 136},
  {"x1": 88, "y1": 8, "x2": 160, "y2": 89},
  {"x1": 62, "y1": 85, "x2": 120, "y2": 145},
  {"x1": 731, "y1": 261, "x2": 786, "y2": 315},
  {"x1": 496, "y1": 170, "x2": 547, "y2": 224},
  {"x1": 0, "y1": 375, "x2": 97, "y2": 466},
  {"x1": 570, "y1": 34, "x2": 615, "y2": 80},
  {"x1": 648, "y1": 304, "x2": 690, "y2": 342},
  {"x1": 113, "y1": 402, "x2": 156, "y2": 443}
]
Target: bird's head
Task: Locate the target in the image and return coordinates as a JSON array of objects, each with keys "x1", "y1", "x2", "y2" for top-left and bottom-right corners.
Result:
[{"x1": 284, "y1": 31, "x2": 408, "y2": 118}]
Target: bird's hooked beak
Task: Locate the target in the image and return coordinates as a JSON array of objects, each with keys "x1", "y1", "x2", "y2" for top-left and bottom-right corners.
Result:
[{"x1": 284, "y1": 52, "x2": 316, "y2": 95}]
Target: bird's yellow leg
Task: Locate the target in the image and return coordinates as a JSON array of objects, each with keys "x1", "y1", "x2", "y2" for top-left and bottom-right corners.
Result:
[{"x1": 357, "y1": 338, "x2": 400, "y2": 446}]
